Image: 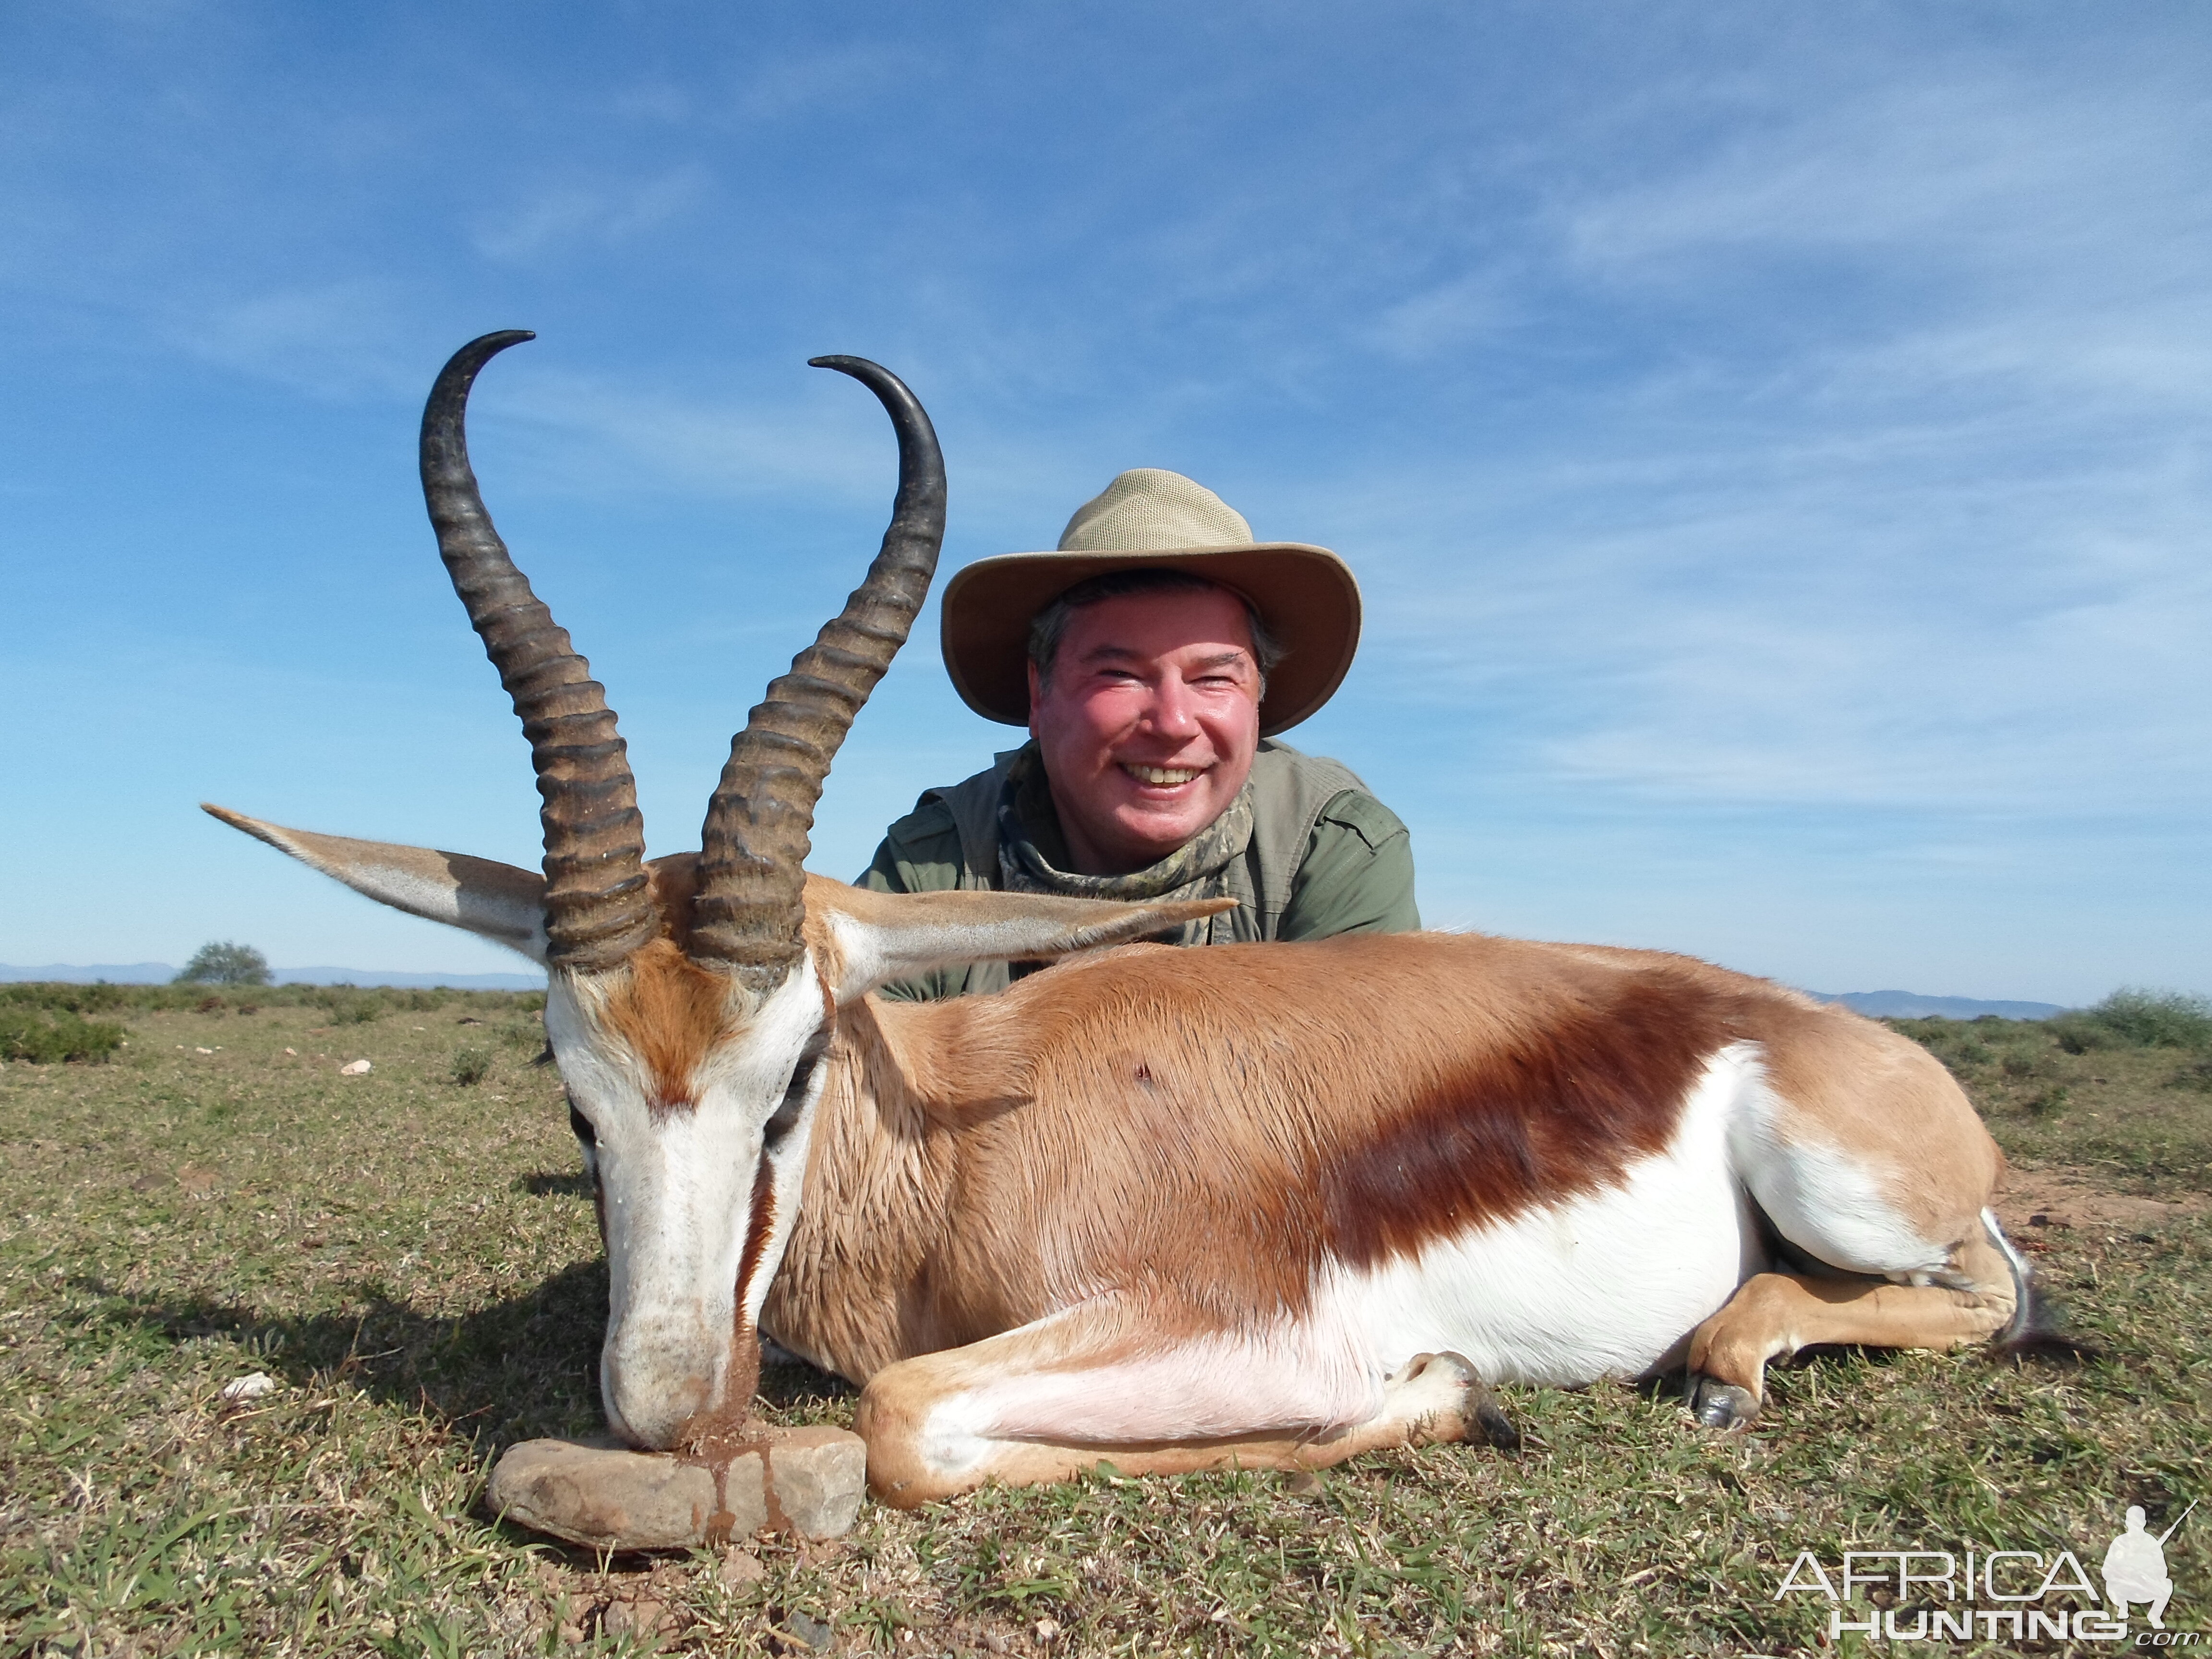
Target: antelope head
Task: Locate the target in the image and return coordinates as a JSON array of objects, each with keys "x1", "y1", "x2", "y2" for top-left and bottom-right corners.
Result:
[{"x1": 210, "y1": 333, "x2": 1208, "y2": 1449}]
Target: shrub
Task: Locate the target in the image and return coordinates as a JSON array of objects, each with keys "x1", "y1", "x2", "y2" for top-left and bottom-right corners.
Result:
[
  {"x1": 2088, "y1": 986, "x2": 2212, "y2": 1049},
  {"x1": 0, "y1": 1009, "x2": 127, "y2": 1063},
  {"x1": 2052, "y1": 986, "x2": 2212, "y2": 1053},
  {"x1": 2047, "y1": 1016, "x2": 2115, "y2": 1055},
  {"x1": 317, "y1": 988, "x2": 383, "y2": 1025},
  {"x1": 1, "y1": 982, "x2": 137, "y2": 1015},
  {"x1": 450, "y1": 1046, "x2": 493, "y2": 1087},
  {"x1": 174, "y1": 941, "x2": 272, "y2": 986}
]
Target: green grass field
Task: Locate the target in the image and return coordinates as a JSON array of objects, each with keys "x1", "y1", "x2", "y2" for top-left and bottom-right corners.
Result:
[{"x1": 2, "y1": 988, "x2": 2205, "y2": 1656}]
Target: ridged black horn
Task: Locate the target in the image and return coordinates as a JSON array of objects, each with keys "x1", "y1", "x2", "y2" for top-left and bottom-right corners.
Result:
[
  {"x1": 421, "y1": 331, "x2": 656, "y2": 973},
  {"x1": 690, "y1": 357, "x2": 947, "y2": 986}
]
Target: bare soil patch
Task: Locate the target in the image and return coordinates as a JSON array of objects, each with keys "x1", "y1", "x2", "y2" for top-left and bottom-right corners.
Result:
[{"x1": 1994, "y1": 1162, "x2": 2208, "y2": 1241}]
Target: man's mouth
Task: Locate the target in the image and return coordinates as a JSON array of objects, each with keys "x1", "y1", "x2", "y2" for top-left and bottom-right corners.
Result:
[{"x1": 1119, "y1": 763, "x2": 1206, "y2": 787}]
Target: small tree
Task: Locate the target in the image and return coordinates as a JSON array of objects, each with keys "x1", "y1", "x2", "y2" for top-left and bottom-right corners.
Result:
[{"x1": 175, "y1": 941, "x2": 272, "y2": 986}]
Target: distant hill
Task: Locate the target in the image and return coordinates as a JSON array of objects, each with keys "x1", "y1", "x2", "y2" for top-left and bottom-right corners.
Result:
[
  {"x1": 0, "y1": 962, "x2": 178, "y2": 985},
  {"x1": 0, "y1": 962, "x2": 545, "y2": 991},
  {"x1": 1809, "y1": 990, "x2": 2068, "y2": 1021}
]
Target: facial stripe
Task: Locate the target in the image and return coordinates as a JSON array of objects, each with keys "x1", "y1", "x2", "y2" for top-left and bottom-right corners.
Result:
[
  {"x1": 595, "y1": 938, "x2": 736, "y2": 1113},
  {"x1": 733, "y1": 1149, "x2": 779, "y2": 1320}
]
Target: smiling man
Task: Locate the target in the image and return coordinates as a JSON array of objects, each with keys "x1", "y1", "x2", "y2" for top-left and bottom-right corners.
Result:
[{"x1": 858, "y1": 468, "x2": 1419, "y2": 1000}]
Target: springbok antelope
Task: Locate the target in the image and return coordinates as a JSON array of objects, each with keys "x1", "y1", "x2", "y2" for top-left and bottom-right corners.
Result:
[{"x1": 211, "y1": 332, "x2": 2033, "y2": 1509}]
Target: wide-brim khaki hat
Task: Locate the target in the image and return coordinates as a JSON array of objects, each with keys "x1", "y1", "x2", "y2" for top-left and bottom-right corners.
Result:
[{"x1": 941, "y1": 469, "x2": 1361, "y2": 737}]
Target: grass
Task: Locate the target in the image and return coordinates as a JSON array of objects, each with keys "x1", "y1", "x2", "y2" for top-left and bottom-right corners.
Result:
[
  {"x1": 1, "y1": 993, "x2": 2206, "y2": 1656},
  {"x1": 1893, "y1": 1006, "x2": 2212, "y2": 1194}
]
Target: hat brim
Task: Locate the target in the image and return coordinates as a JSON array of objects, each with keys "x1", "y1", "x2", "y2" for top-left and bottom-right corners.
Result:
[{"x1": 940, "y1": 543, "x2": 1361, "y2": 737}]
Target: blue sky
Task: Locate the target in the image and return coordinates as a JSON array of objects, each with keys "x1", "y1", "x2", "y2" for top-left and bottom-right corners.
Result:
[{"x1": 4, "y1": 1, "x2": 2207, "y2": 1005}]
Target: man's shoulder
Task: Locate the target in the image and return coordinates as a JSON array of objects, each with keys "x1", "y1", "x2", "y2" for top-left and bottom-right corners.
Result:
[
  {"x1": 1251, "y1": 739, "x2": 1369, "y2": 794},
  {"x1": 1249, "y1": 741, "x2": 1397, "y2": 830},
  {"x1": 881, "y1": 790, "x2": 962, "y2": 850},
  {"x1": 1312, "y1": 789, "x2": 1409, "y2": 851},
  {"x1": 882, "y1": 751, "x2": 1023, "y2": 849}
]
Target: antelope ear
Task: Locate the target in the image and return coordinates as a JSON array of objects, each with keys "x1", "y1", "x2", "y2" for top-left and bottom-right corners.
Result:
[
  {"x1": 203, "y1": 804, "x2": 549, "y2": 963},
  {"x1": 803, "y1": 875, "x2": 1236, "y2": 1001}
]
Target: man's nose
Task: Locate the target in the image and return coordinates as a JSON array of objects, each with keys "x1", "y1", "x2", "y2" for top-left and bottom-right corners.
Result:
[{"x1": 1143, "y1": 674, "x2": 1201, "y2": 736}]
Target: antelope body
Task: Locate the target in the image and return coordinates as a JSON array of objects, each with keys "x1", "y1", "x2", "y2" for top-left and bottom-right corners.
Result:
[{"x1": 214, "y1": 333, "x2": 2027, "y2": 1509}]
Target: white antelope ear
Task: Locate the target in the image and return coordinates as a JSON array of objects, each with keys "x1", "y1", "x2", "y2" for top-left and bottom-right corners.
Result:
[
  {"x1": 203, "y1": 804, "x2": 549, "y2": 964},
  {"x1": 804, "y1": 875, "x2": 1236, "y2": 1001}
]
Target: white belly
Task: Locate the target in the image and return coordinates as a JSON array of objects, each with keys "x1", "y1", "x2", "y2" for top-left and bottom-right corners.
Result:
[{"x1": 1328, "y1": 1046, "x2": 1762, "y2": 1385}]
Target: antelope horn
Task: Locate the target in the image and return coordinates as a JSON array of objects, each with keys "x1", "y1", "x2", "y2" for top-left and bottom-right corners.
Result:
[
  {"x1": 421, "y1": 330, "x2": 656, "y2": 973},
  {"x1": 690, "y1": 357, "x2": 946, "y2": 986}
]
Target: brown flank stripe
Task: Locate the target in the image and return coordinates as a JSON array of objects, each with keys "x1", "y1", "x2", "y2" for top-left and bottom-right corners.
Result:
[{"x1": 1314, "y1": 969, "x2": 1728, "y2": 1270}]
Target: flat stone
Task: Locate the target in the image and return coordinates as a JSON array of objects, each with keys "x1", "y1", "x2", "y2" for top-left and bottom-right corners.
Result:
[
  {"x1": 762, "y1": 1426, "x2": 867, "y2": 1539},
  {"x1": 489, "y1": 1426, "x2": 867, "y2": 1551},
  {"x1": 490, "y1": 1439, "x2": 751, "y2": 1551}
]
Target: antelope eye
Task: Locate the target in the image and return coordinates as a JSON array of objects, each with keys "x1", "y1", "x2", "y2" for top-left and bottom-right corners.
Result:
[
  {"x1": 765, "y1": 1034, "x2": 827, "y2": 1148},
  {"x1": 567, "y1": 1099, "x2": 597, "y2": 1147}
]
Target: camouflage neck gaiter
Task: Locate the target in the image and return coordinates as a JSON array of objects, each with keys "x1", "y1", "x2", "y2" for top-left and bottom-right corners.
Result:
[{"x1": 995, "y1": 744, "x2": 1253, "y2": 939}]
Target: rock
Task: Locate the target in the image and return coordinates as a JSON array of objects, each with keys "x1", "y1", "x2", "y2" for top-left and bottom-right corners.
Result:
[
  {"x1": 339, "y1": 1058, "x2": 372, "y2": 1075},
  {"x1": 489, "y1": 1426, "x2": 868, "y2": 1551},
  {"x1": 602, "y1": 1598, "x2": 665, "y2": 1637},
  {"x1": 720, "y1": 1547, "x2": 767, "y2": 1587},
  {"x1": 491, "y1": 1440, "x2": 746, "y2": 1551},
  {"x1": 777, "y1": 1611, "x2": 836, "y2": 1650},
  {"x1": 220, "y1": 1371, "x2": 277, "y2": 1404},
  {"x1": 763, "y1": 1426, "x2": 868, "y2": 1539}
]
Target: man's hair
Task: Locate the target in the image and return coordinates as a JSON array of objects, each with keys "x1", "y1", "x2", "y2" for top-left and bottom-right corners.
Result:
[{"x1": 1027, "y1": 569, "x2": 1286, "y2": 693}]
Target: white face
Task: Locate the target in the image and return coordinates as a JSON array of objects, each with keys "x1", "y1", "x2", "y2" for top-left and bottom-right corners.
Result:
[{"x1": 549, "y1": 961, "x2": 832, "y2": 1449}]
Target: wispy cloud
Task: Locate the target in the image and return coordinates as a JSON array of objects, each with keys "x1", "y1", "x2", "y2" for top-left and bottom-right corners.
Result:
[
  {"x1": 470, "y1": 164, "x2": 711, "y2": 262},
  {"x1": 162, "y1": 277, "x2": 425, "y2": 398}
]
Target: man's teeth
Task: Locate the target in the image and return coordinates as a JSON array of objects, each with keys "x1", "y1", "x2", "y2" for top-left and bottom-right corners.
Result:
[{"x1": 1122, "y1": 764, "x2": 1203, "y2": 786}]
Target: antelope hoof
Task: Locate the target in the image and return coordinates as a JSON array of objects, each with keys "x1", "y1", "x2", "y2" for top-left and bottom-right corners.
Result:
[
  {"x1": 1688, "y1": 1374, "x2": 1759, "y2": 1430},
  {"x1": 1475, "y1": 1398, "x2": 1522, "y2": 1453},
  {"x1": 1393, "y1": 1350, "x2": 1519, "y2": 1452}
]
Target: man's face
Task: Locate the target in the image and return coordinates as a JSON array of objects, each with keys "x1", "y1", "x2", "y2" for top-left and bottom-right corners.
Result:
[{"x1": 1027, "y1": 586, "x2": 1263, "y2": 875}]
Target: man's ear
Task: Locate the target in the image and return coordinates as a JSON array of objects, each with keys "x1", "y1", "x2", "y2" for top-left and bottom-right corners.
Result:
[
  {"x1": 203, "y1": 805, "x2": 549, "y2": 963},
  {"x1": 803, "y1": 875, "x2": 1234, "y2": 1002}
]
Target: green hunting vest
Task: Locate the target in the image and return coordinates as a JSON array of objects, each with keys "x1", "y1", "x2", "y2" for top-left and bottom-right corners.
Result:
[{"x1": 859, "y1": 739, "x2": 1419, "y2": 999}]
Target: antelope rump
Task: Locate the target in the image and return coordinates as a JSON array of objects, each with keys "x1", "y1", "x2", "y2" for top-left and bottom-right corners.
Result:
[{"x1": 210, "y1": 333, "x2": 2032, "y2": 1508}]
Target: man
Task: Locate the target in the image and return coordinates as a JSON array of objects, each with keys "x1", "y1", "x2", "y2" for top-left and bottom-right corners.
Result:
[{"x1": 860, "y1": 467, "x2": 1418, "y2": 999}]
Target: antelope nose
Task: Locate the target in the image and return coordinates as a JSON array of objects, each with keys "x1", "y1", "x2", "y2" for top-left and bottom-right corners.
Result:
[{"x1": 601, "y1": 1331, "x2": 715, "y2": 1450}]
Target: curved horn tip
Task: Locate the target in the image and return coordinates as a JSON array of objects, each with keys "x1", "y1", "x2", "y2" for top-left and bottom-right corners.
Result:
[
  {"x1": 806, "y1": 354, "x2": 905, "y2": 393},
  {"x1": 434, "y1": 329, "x2": 538, "y2": 380}
]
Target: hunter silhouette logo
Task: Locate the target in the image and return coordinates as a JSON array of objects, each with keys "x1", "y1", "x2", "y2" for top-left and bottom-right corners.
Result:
[{"x1": 2105, "y1": 1501, "x2": 2193, "y2": 1632}]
